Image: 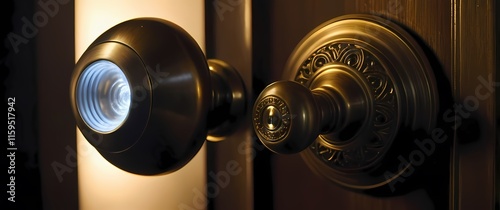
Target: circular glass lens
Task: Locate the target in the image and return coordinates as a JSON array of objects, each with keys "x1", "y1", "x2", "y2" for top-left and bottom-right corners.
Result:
[{"x1": 76, "y1": 60, "x2": 131, "y2": 133}]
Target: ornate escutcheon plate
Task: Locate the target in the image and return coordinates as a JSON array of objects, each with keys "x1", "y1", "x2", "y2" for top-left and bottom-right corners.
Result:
[{"x1": 283, "y1": 14, "x2": 439, "y2": 190}]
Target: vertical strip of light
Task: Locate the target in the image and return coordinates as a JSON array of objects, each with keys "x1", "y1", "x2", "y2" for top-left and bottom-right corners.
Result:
[{"x1": 75, "y1": 1, "x2": 206, "y2": 210}]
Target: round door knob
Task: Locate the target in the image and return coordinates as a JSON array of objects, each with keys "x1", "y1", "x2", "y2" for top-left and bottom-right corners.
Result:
[
  {"x1": 70, "y1": 18, "x2": 246, "y2": 175},
  {"x1": 254, "y1": 62, "x2": 373, "y2": 154},
  {"x1": 253, "y1": 81, "x2": 320, "y2": 154},
  {"x1": 253, "y1": 14, "x2": 441, "y2": 190}
]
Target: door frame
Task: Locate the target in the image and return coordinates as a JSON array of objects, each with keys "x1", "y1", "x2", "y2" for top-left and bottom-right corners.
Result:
[{"x1": 451, "y1": 0, "x2": 497, "y2": 209}]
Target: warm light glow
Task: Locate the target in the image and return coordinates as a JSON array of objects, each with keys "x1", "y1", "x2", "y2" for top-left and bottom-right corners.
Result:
[
  {"x1": 75, "y1": 0, "x2": 205, "y2": 60},
  {"x1": 76, "y1": 60, "x2": 131, "y2": 133},
  {"x1": 75, "y1": 1, "x2": 206, "y2": 210}
]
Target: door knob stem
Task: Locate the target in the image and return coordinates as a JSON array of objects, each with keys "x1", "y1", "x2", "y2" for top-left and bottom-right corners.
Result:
[
  {"x1": 206, "y1": 59, "x2": 247, "y2": 141},
  {"x1": 312, "y1": 88, "x2": 339, "y2": 133}
]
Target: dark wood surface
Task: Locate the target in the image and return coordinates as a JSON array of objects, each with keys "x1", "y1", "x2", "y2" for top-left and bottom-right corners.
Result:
[{"x1": 451, "y1": 0, "x2": 496, "y2": 209}]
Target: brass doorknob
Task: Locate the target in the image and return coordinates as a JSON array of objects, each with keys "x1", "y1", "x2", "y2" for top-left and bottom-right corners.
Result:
[
  {"x1": 70, "y1": 18, "x2": 246, "y2": 175},
  {"x1": 252, "y1": 14, "x2": 440, "y2": 190},
  {"x1": 254, "y1": 63, "x2": 371, "y2": 154}
]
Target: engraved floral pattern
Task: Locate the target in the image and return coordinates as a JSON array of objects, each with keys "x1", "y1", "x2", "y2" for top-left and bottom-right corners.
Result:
[
  {"x1": 253, "y1": 96, "x2": 291, "y2": 142},
  {"x1": 296, "y1": 42, "x2": 398, "y2": 170}
]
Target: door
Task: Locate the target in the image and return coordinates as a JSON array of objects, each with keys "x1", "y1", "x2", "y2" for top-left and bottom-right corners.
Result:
[{"x1": 248, "y1": 0, "x2": 497, "y2": 209}]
